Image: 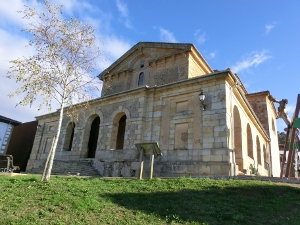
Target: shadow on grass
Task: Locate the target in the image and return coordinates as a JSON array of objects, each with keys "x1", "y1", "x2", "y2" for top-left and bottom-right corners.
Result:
[{"x1": 103, "y1": 184, "x2": 300, "y2": 224}]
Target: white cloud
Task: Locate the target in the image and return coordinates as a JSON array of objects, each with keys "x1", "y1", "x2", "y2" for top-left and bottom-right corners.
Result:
[
  {"x1": 209, "y1": 52, "x2": 216, "y2": 59},
  {"x1": 115, "y1": 0, "x2": 132, "y2": 29},
  {"x1": 265, "y1": 25, "x2": 274, "y2": 34},
  {"x1": 159, "y1": 27, "x2": 177, "y2": 43},
  {"x1": 286, "y1": 105, "x2": 295, "y2": 117},
  {"x1": 116, "y1": 0, "x2": 128, "y2": 17},
  {"x1": 0, "y1": 28, "x2": 60, "y2": 122},
  {"x1": 102, "y1": 35, "x2": 131, "y2": 64},
  {"x1": 231, "y1": 50, "x2": 271, "y2": 73},
  {"x1": 0, "y1": 0, "x2": 133, "y2": 122},
  {"x1": 194, "y1": 29, "x2": 206, "y2": 44},
  {"x1": 0, "y1": 0, "x2": 46, "y2": 27},
  {"x1": 264, "y1": 22, "x2": 277, "y2": 35}
]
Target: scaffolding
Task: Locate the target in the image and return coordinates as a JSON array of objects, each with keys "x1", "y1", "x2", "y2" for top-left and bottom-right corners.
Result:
[{"x1": 280, "y1": 94, "x2": 300, "y2": 179}]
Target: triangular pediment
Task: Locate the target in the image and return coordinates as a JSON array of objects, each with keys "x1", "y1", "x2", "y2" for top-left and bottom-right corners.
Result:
[{"x1": 98, "y1": 42, "x2": 210, "y2": 80}]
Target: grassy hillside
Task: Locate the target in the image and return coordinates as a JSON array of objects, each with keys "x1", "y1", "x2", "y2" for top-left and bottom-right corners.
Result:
[{"x1": 0, "y1": 175, "x2": 300, "y2": 224}]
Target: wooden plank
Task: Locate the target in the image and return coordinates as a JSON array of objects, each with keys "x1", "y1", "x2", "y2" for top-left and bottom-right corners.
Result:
[
  {"x1": 149, "y1": 146, "x2": 154, "y2": 179},
  {"x1": 285, "y1": 94, "x2": 300, "y2": 178},
  {"x1": 139, "y1": 149, "x2": 144, "y2": 180},
  {"x1": 280, "y1": 128, "x2": 290, "y2": 178}
]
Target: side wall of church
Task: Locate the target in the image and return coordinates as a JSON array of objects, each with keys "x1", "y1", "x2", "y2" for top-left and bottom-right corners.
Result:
[
  {"x1": 246, "y1": 93, "x2": 280, "y2": 177},
  {"x1": 225, "y1": 85, "x2": 271, "y2": 176}
]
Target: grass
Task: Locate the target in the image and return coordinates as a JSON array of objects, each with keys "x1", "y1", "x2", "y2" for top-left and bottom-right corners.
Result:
[{"x1": 0, "y1": 175, "x2": 300, "y2": 224}]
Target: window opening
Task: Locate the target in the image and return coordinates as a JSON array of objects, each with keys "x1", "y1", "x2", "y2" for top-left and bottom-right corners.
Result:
[
  {"x1": 140, "y1": 60, "x2": 145, "y2": 68},
  {"x1": 138, "y1": 72, "x2": 144, "y2": 86},
  {"x1": 116, "y1": 115, "x2": 126, "y2": 149}
]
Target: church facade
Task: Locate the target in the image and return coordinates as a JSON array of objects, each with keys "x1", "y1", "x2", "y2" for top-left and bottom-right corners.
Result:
[{"x1": 26, "y1": 42, "x2": 280, "y2": 177}]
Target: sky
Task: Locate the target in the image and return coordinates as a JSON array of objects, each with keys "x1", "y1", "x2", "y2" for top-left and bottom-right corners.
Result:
[{"x1": 0, "y1": 0, "x2": 299, "y2": 132}]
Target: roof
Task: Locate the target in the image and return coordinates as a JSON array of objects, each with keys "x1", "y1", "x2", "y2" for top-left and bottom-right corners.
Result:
[
  {"x1": 98, "y1": 41, "x2": 213, "y2": 80},
  {"x1": 0, "y1": 115, "x2": 22, "y2": 126}
]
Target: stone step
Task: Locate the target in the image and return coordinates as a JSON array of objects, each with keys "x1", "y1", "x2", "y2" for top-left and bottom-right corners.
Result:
[{"x1": 27, "y1": 160, "x2": 101, "y2": 177}]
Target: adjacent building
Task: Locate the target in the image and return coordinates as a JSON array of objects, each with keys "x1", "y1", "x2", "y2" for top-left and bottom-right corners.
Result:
[{"x1": 0, "y1": 115, "x2": 22, "y2": 154}]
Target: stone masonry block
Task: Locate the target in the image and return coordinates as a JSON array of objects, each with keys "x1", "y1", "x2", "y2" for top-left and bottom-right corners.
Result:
[
  {"x1": 199, "y1": 165, "x2": 210, "y2": 175},
  {"x1": 214, "y1": 125, "x2": 227, "y2": 132},
  {"x1": 188, "y1": 149, "x2": 199, "y2": 156},
  {"x1": 131, "y1": 162, "x2": 141, "y2": 170},
  {"x1": 178, "y1": 155, "x2": 192, "y2": 161},
  {"x1": 203, "y1": 132, "x2": 213, "y2": 138},
  {"x1": 202, "y1": 155, "x2": 211, "y2": 162},
  {"x1": 213, "y1": 142, "x2": 223, "y2": 148},
  {"x1": 203, "y1": 137, "x2": 215, "y2": 143},
  {"x1": 174, "y1": 165, "x2": 186, "y2": 174},
  {"x1": 200, "y1": 149, "x2": 211, "y2": 156},
  {"x1": 186, "y1": 164, "x2": 199, "y2": 174},
  {"x1": 211, "y1": 155, "x2": 223, "y2": 162},
  {"x1": 211, "y1": 149, "x2": 226, "y2": 155},
  {"x1": 210, "y1": 164, "x2": 222, "y2": 175},
  {"x1": 203, "y1": 143, "x2": 213, "y2": 148}
]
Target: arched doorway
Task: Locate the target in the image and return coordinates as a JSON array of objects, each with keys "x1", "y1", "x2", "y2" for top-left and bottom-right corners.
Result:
[
  {"x1": 233, "y1": 106, "x2": 243, "y2": 170},
  {"x1": 87, "y1": 116, "x2": 100, "y2": 158},
  {"x1": 116, "y1": 115, "x2": 126, "y2": 149}
]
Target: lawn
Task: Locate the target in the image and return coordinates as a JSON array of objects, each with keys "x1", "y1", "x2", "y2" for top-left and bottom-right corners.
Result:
[{"x1": 0, "y1": 175, "x2": 300, "y2": 225}]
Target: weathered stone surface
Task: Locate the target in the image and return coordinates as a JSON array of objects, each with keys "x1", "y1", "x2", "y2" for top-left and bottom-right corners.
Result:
[{"x1": 121, "y1": 164, "x2": 132, "y2": 177}]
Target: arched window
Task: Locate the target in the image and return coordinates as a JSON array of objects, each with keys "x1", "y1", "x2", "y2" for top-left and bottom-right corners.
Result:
[
  {"x1": 247, "y1": 124, "x2": 253, "y2": 159},
  {"x1": 256, "y1": 136, "x2": 261, "y2": 165},
  {"x1": 138, "y1": 72, "x2": 144, "y2": 86},
  {"x1": 272, "y1": 118, "x2": 275, "y2": 133}
]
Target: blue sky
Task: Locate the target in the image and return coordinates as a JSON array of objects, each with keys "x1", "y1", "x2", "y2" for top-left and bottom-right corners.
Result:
[{"x1": 0, "y1": 0, "x2": 299, "y2": 132}]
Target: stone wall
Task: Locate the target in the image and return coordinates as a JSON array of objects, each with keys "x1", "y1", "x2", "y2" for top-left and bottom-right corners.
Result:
[
  {"x1": 28, "y1": 148, "x2": 233, "y2": 177},
  {"x1": 27, "y1": 71, "x2": 275, "y2": 177}
]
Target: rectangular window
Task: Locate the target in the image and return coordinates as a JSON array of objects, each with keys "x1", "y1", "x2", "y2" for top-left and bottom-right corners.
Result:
[{"x1": 140, "y1": 60, "x2": 145, "y2": 68}]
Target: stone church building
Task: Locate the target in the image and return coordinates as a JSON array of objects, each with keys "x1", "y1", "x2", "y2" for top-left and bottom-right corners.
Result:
[{"x1": 26, "y1": 42, "x2": 280, "y2": 177}]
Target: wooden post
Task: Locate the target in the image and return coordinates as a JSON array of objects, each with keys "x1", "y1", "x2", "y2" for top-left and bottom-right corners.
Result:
[
  {"x1": 285, "y1": 128, "x2": 296, "y2": 178},
  {"x1": 149, "y1": 146, "x2": 155, "y2": 179},
  {"x1": 139, "y1": 148, "x2": 144, "y2": 180}
]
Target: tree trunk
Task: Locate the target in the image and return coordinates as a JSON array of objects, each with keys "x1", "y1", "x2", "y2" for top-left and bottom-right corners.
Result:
[{"x1": 44, "y1": 99, "x2": 65, "y2": 181}]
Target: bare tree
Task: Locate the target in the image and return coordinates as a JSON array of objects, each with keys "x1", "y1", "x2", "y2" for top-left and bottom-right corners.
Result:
[{"x1": 7, "y1": 1, "x2": 102, "y2": 181}]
